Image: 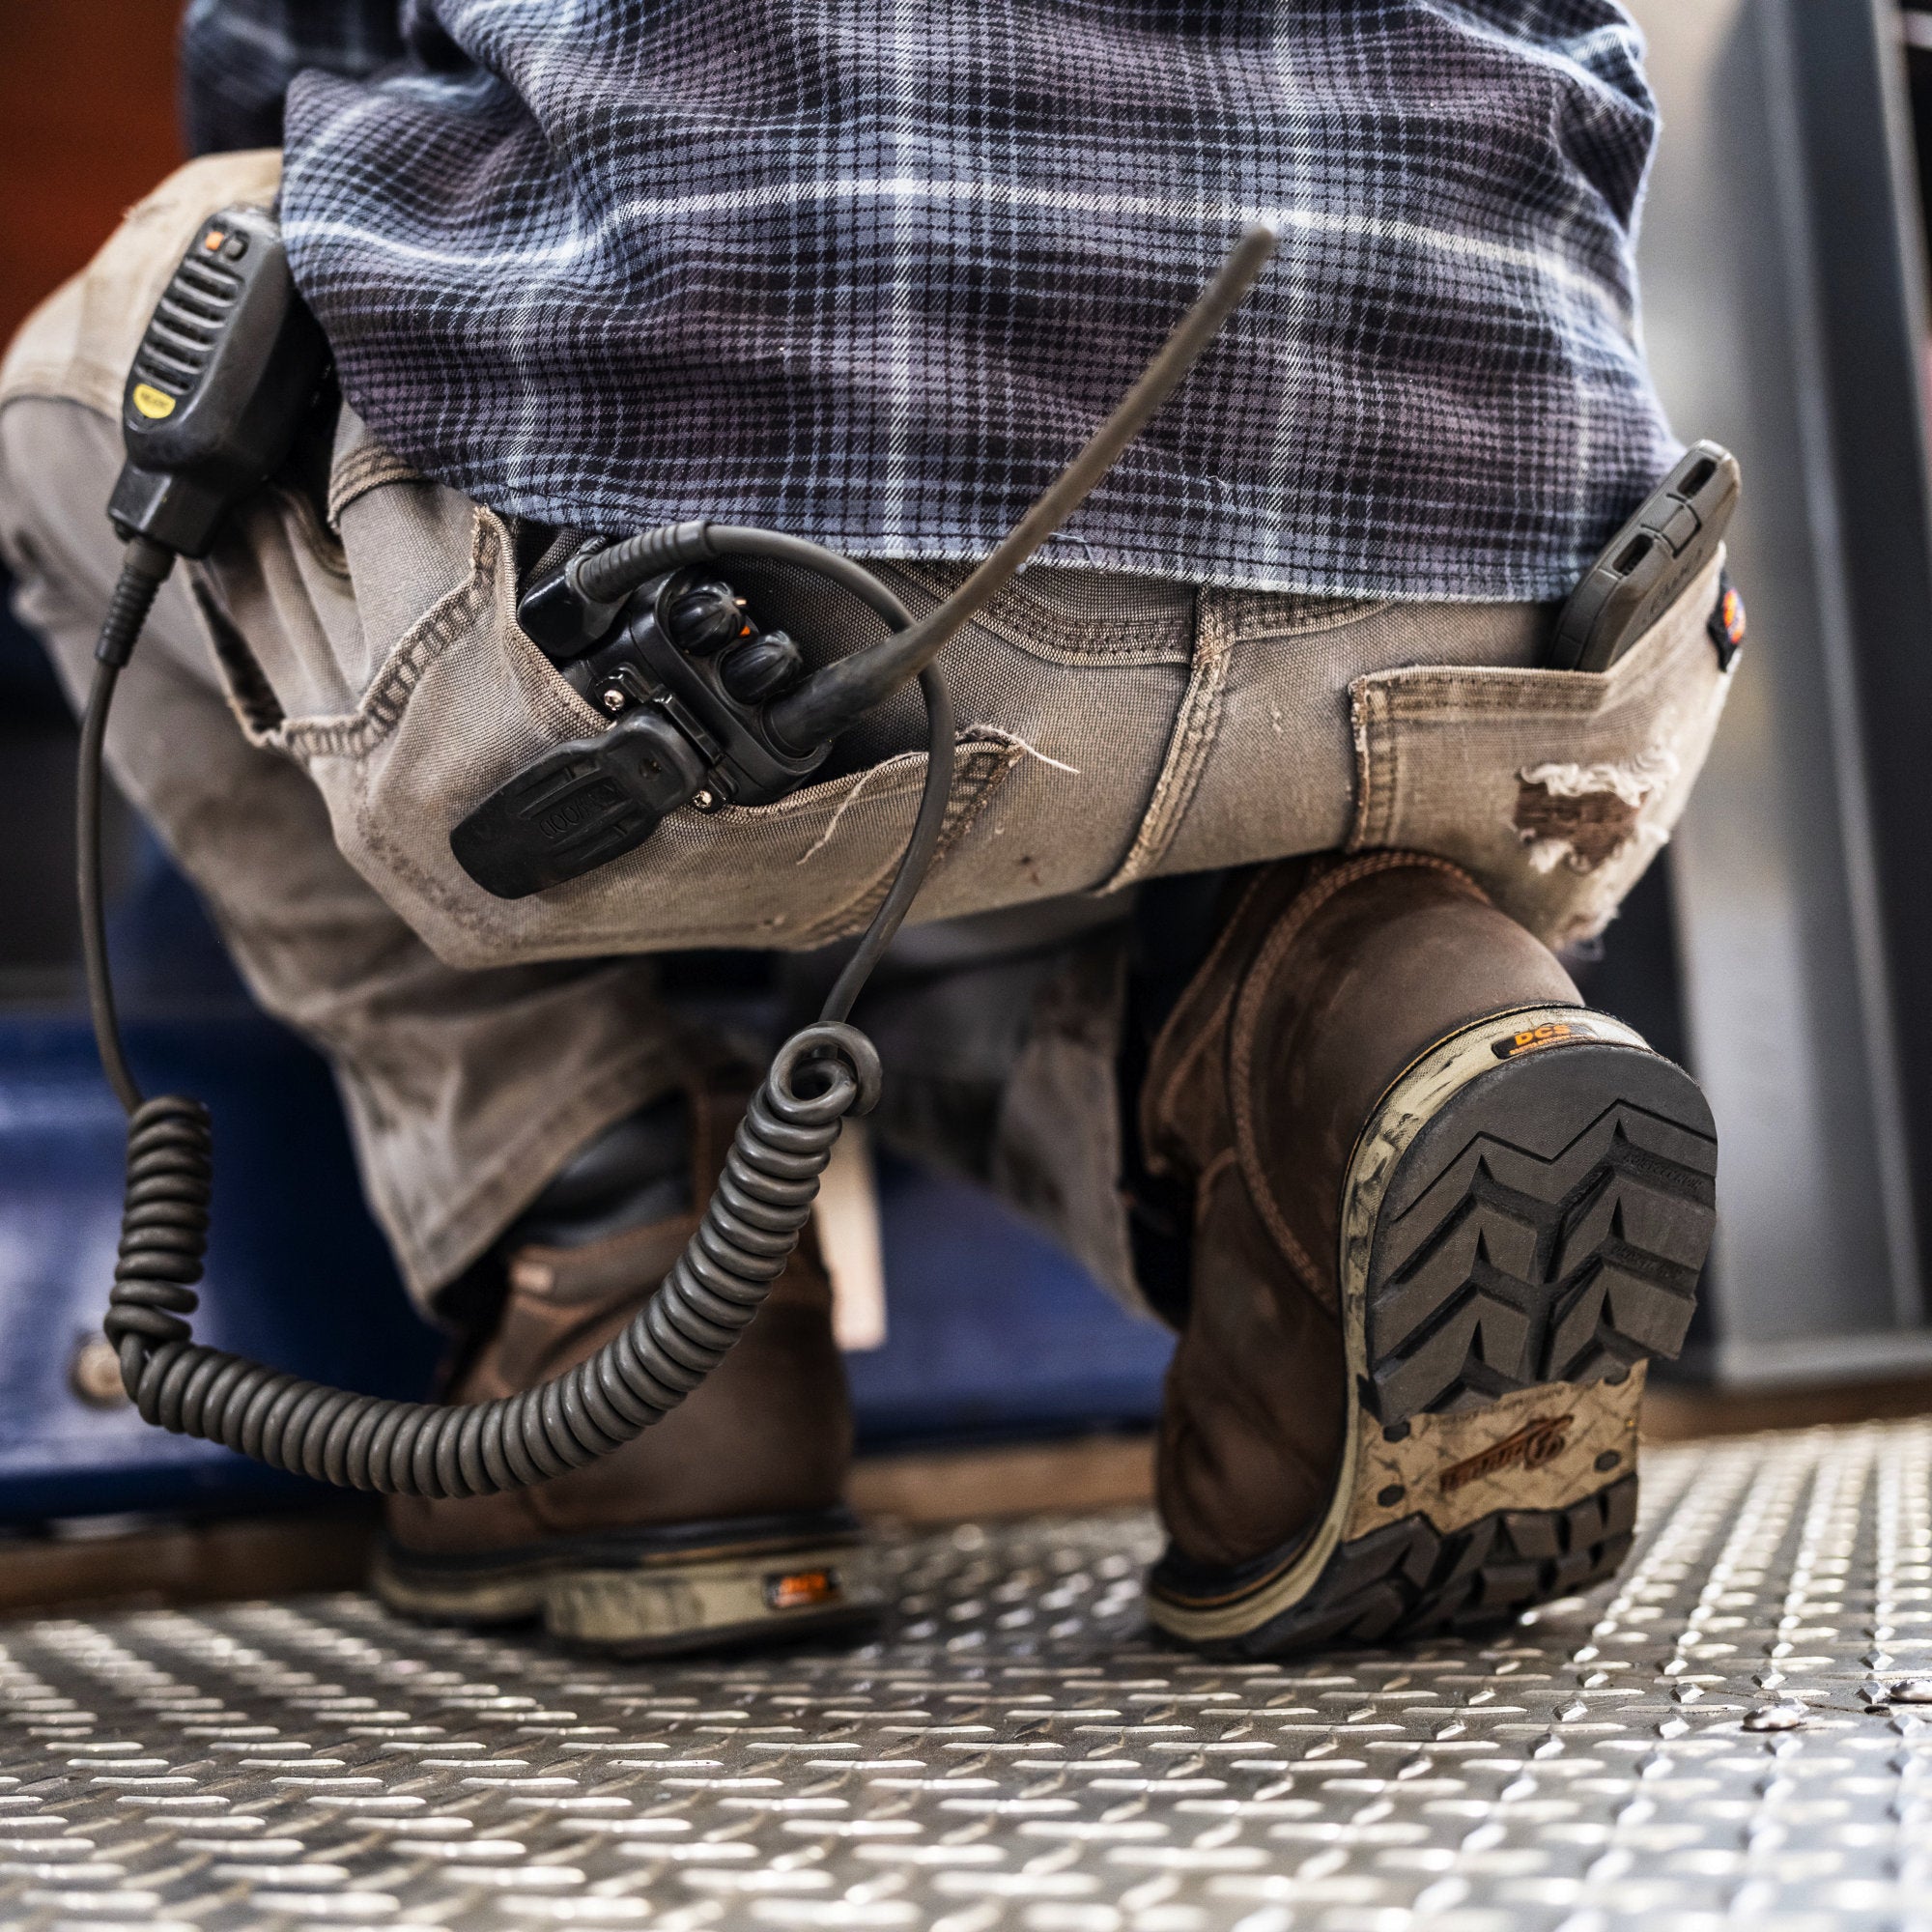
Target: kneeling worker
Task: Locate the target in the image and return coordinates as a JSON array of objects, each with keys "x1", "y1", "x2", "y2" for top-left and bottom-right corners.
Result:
[{"x1": 0, "y1": 0, "x2": 1730, "y2": 1656}]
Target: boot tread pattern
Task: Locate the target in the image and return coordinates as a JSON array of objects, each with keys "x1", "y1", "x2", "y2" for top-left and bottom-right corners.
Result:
[
  {"x1": 1151, "y1": 1034, "x2": 1713, "y2": 1662},
  {"x1": 1368, "y1": 1048, "x2": 1717, "y2": 1423},
  {"x1": 1220, "y1": 1475, "x2": 1638, "y2": 1657}
]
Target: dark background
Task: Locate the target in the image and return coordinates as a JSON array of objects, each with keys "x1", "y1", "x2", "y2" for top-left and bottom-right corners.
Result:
[{"x1": 1, "y1": 2, "x2": 186, "y2": 996}]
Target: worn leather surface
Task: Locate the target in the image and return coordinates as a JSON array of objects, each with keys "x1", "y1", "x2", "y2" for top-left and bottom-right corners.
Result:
[
  {"x1": 1141, "y1": 853, "x2": 1581, "y2": 1570},
  {"x1": 385, "y1": 1085, "x2": 852, "y2": 1559}
]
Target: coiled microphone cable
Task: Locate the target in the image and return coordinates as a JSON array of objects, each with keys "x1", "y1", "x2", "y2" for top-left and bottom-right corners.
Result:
[
  {"x1": 81, "y1": 539, "x2": 951, "y2": 1498},
  {"x1": 77, "y1": 224, "x2": 1275, "y2": 1497}
]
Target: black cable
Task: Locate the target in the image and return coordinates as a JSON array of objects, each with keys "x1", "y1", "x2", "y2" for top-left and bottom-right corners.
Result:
[
  {"x1": 671, "y1": 533, "x2": 956, "y2": 1024},
  {"x1": 575, "y1": 522, "x2": 956, "y2": 1024},
  {"x1": 820, "y1": 657, "x2": 950, "y2": 1025},
  {"x1": 79, "y1": 661, "x2": 137, "y2": 1113},
  {"x1": 82, "y1": 533, "x2": 950, "y2": 1498},
  {"x1": 78, "y1": 540, "x2": 173, "y2": 1115}
]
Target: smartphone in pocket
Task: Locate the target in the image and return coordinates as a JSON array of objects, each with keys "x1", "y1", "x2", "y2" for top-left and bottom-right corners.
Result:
[{"x1": 1548, "y1": 441, "x2": 1740, "y2": 673}]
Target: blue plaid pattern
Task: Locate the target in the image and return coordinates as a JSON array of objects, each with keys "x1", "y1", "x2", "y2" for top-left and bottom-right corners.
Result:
[
  {"x1": 181, "y1": 0, "x2": 403, "y2": 154},
  {"x1": 184, "y1": 0, "x2": 1676, "y2": 601}
]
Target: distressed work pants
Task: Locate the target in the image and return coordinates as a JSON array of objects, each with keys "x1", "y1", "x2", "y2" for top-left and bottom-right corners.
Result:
[{"x1": 0, "y1": 155, "x2": 1735, "y2": 1314}]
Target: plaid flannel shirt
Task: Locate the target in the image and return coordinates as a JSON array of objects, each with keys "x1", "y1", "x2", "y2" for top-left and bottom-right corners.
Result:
[{"x1": 181, "y1": 0, "x2": 1676, "y2": 602}]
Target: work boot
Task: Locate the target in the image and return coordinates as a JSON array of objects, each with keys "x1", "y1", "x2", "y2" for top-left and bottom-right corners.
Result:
[
  {"x1": 1139, "y1": 853, "x2": 1717, "y2": 1656},
  {"x1": 372, "y1": 1081, "x2": 875, "y2": 1655}
]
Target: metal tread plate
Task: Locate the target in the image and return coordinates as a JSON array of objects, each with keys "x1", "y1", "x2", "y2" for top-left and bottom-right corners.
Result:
[{"x1": 1, "y1": 1421, "x2": 1929, "y2": 1929}]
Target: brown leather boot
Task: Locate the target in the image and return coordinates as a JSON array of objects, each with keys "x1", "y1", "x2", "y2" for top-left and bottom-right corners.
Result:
[
  {"x1": 371, "y1": 1085, "x2": 875, "y2": 1655},
  {"x1": 1140, "y1": 852, "x2": 1717, "y2": 1656}
]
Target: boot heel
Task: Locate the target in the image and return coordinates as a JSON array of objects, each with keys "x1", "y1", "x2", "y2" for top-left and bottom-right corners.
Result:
[
  {"x1": 542, "y1": 1531, "x2": 881, "y2": 1657},
  {"x1": 1151, "y1": 1005, "x2": 1716, "y2": 1655},
  {"x1": 373, "y1": 1510, "x2": 880, "y2": 1656}
]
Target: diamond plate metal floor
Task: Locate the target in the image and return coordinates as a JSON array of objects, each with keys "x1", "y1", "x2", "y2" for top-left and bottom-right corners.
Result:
[{"x1": 2, "y1": 1423, "x2": 1930, "y2": 1931}]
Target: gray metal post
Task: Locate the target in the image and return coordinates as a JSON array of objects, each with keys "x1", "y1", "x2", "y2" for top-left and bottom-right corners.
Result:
[{"x1": 1630, "y1": 0, "x2": 1932, "y2": 1379}]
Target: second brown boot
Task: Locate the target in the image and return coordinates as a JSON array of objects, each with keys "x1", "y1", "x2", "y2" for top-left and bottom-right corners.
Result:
[
  {"x1": 1140, "y1": 853, "x2": 1717, "y2": 1656},
  {"x1": 371, "y1": 1081, "x2": 876, "y2": 1655}
]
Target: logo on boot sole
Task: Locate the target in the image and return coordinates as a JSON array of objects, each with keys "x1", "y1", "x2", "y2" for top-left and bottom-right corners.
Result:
[
  {"x1": 1492, "y1": 1019, "x2": 1600, "y2": 1061},
  {"x1": 1438, "y1": 1414, "x2": 1575, "y2": 1493},
  {"x1": 764, "y1": 1568, "x2": 844, "y2": 1612}
]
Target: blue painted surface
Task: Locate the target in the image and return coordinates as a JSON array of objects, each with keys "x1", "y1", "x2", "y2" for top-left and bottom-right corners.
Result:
[
  {"x1": 854, "y1": 1153, "x2": 1171, "y2": 1447},
  {"x1": 0, "y1": 854, "x2": 1171, "y2": 1520},
  {"x1": 0, "y1": 1011, "x2": 442, "y2": 1520}
]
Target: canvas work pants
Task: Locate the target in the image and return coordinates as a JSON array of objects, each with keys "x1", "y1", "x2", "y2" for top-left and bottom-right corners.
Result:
[{"x1": 0, "y1": 155, "x2": 1736, "y2": 1315}]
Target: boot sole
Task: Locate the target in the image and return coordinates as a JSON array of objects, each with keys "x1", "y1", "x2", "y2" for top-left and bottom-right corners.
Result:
[
  {"x1": 1150, "y1": 1004, "x2": 1717, "y2": 1655},
  {"x1": 371, "y1": 1512, "x2": 881, "y2": 1657}
]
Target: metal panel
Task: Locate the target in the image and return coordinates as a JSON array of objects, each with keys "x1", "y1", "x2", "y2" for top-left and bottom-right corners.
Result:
[
  {"x1": 0, "y1": 1422, "x2": 1926, "y2": 1927},
  {"x1": 1630, "y1": 0, "x2": 1932, "y2": 1378}
]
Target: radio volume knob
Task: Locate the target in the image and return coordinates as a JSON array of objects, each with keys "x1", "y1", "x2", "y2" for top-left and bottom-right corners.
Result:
[
  {"x1": 665, "y1": 578, "x2": 749, "y2": 656},
  {"x1": 719, "y1": 631, "x2": 805, "y2": 702}
]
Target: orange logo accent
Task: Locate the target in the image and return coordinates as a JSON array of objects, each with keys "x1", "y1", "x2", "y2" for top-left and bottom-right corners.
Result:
[
  {"x1": 1438, "y1": 1414, "x2": 1575, "y2": 1493},
  {"x1": 1492, "y1": 1020, "x2": 1590, "y2": 1062},
  {"x1": 764, "y1": 1568, "x2": 842, "y2": 1612},
  {"x1": 1720, "y1": 586, "x2": 1747, "y2": 649}
]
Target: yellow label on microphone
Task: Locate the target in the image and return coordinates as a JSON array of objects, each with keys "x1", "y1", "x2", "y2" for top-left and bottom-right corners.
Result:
[{"x1": 131, "y1": 383, "x2": 177, "y2": 420}]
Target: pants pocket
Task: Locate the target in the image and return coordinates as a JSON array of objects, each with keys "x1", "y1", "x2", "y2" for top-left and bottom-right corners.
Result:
[
  {"x1": 236, "y1": 469, "x2": 1025, "y2": 968},
  {"x1": 1347, "y1": 554, "x2": 1735, "y2": 949}
]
